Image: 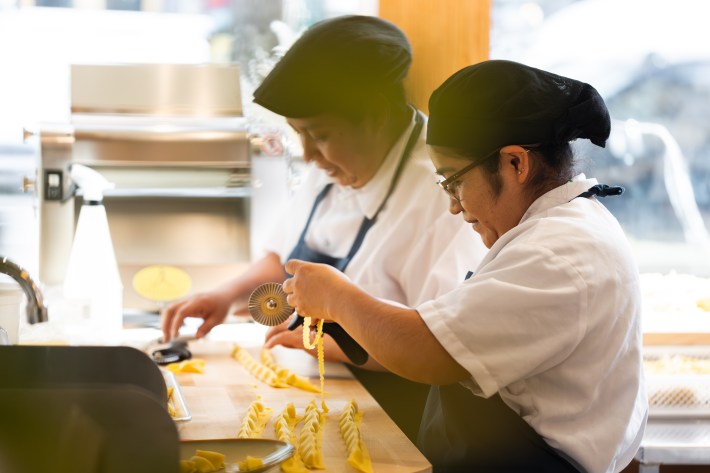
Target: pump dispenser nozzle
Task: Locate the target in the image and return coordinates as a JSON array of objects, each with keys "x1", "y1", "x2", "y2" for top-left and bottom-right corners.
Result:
[{"x1": 70, "y1": 164, "x2": 115, "y2": 203}]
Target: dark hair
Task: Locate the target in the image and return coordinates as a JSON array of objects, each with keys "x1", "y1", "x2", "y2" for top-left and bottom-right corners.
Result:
[
  {"x1": 459, "y1": 142, "x2": 575, "y2": 199},
  {"x1": 522, "y1": 143, "x2": 575, "y2": 199}
]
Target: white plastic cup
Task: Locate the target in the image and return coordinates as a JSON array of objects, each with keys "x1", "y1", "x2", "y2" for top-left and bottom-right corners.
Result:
[{"x1": 0, "y1": 283, "x2": 23, "y2": 345}]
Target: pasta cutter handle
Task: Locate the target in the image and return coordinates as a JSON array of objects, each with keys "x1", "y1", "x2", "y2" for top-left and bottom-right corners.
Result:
[{"x1": 288, "y1": 315, "x2": 369, "y2": 366}]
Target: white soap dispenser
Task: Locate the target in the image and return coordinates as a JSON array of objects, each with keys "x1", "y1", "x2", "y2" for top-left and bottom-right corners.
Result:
[{"x1": 63, "y1": 164, "x2": 123, "y2": 337}]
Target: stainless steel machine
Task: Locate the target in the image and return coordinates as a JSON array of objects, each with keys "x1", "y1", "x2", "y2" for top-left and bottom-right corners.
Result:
[{"x1": 32, "y1": 63, "x2": 278, "y2": 312}]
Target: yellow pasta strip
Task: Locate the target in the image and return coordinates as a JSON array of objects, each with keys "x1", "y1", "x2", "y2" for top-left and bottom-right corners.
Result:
[
  {"x1": 301, "y1": 317, "x2": 324, "y2": 349},
  {"x1": 338, "y1": 400, "x2": 373, "y2": 473},
  {"x1": 260, "y1": 348, "x2": 322, "y2": 393},
  {"x1": 274, "y1": 403, "x2": 309, "y2": 473},
  {"x1": 300, "y1": 320, "x2": 329, "y2": 411},
  {"x1": 237, "y1": 400, "x2": 274, "y2": 439},
  {"x1": 317, "y1": 333, "x2": 328, "y2": 413},
  {"x1": 232, "y1": 344, "x2": 289, "y2": 388},
  {"x1": 298, "y1": 400, "x2": 326, "y2": 470}
]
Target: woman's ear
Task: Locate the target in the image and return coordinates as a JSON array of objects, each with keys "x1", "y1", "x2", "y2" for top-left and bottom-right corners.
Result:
[{"x1": 499, "y1": 145, "x2": 531, "y2": 183}]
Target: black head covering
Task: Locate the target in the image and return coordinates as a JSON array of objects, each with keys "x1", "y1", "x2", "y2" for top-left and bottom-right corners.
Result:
[
  {"x1": 253, "y1": 15, "x2": 411, "y2": 118},
  {"x1": 427, "y1": 60, "x2": 611, "y2": 156}
]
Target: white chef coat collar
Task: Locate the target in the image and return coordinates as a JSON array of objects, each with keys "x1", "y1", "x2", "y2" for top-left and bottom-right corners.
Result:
[
  {"x1": 519, "y1": 173, "x2": 599, "y2": 224},
  {"x1": 348, "y1": 109, "x2": 418, "y2": 219}
]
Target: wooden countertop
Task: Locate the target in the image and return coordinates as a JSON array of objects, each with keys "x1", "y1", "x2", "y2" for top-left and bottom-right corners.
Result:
[{"x1": 172, "y1": 333, "x2": 432, "y2": 473}]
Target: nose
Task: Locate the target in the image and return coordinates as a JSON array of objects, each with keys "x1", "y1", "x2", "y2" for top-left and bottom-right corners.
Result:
[
  {"x1": 300, "y1": 135, "x2": 321, "y2": 163},
  {"x1": 448, "y1": 195, "x2": 462, "y2": 215}
]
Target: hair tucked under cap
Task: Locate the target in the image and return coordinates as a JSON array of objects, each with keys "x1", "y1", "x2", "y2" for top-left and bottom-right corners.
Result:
[
  {"x1": 426, "y1": 60, "x2": 611, "y2": 156},
  {"x1": 253, "y1": 15, "x2": 411, "y2": 118}
]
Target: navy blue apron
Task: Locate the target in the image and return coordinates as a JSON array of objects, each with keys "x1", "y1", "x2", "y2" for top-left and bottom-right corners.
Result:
[
  {"x1": 286, "y1": 111, "x2": 430, "y2": 442},
  {"x1": 417, "y1": 184, "x2": 624, "y2": 472}
]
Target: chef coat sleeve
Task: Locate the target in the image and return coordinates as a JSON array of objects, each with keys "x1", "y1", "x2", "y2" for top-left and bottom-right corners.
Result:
[{"x1": 416, "y1": 242, "x2": 587, "y2": 398}]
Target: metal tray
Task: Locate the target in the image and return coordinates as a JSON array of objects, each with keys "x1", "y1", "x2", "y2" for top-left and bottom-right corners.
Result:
[
  {"x1": 180, "y1": 438, "x2": 294, "y2": 472},
  {"x1": 644, "y1": 346, "x2": 710, "y2": 418},
  {"x1": 162, "y1": 368, "x2": 191, "y2": 422}
]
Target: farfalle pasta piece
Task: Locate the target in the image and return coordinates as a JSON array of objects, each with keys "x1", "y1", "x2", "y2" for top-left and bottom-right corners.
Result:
[
  {"x1": 339, "y1": 400, "x2": 373, "y2": 473},
  {"x1": 232, "y1": 344, "x2": 289, "y2": 388},
  {"x1": 237, "y1": 400, "x2": 274, "y2": 439},
  {"x1": 298, "y1": 400, "x2": 326, "y2": 470},
  {"x1": 273, "y1": 403, "x2": 309, "y2": 473},
  {"x1": 260, "y1": 348, "x2": 321, "y2": 393}
]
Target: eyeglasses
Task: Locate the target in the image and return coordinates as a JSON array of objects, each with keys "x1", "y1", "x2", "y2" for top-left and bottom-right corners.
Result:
[{"x1": 437, "y1": 148, "x2": 501, "y2": 201}]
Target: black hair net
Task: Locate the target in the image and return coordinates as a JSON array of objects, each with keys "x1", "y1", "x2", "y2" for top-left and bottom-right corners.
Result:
[
  {"x1": 253, "y1": 15, "x2": 411, "y2": 118},
  {"x1": 426, "y1": 60, "x2": 611, "y2": 156}
]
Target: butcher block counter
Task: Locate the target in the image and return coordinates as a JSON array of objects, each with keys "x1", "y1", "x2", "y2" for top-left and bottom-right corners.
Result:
[{"x1": 171, "y1": 323, "x2": 432, "y2": 473}]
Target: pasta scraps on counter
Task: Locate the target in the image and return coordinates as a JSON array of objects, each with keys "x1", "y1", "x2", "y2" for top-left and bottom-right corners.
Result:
[
  {"x1": 339, "y1": 400, "x2": 373, "y2": 473},
  {"x1": 166, "y1": 358, "x2": 206, "y2": 374}
]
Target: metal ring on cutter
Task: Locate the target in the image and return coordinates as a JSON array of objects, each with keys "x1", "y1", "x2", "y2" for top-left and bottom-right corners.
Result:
[{"x1": 248, "y1": 282, "x2": 295, "y2": 326}]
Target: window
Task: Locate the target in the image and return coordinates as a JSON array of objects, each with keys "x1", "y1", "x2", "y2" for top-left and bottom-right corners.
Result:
[{"x1": 492, "y1": 0, "x2": 710, "y2": 276}]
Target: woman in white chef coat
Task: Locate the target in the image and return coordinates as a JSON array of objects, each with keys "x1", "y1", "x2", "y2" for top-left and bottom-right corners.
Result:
[
  {"x1": 281, "y1": 60, "x2": 648, "y2": 472},
  {"x1": 161, "y1": 16, "x2": 484, "y2": 442}
]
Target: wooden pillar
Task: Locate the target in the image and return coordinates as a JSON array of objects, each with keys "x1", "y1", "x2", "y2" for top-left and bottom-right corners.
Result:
[{"x1": 379, "y1": 0, "x2": 491, "y2": 113}]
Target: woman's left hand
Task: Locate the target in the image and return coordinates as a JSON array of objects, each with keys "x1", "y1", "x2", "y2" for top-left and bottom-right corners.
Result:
[{"x1": 283, "y1": 259, "x2": 354, "y2": 322}]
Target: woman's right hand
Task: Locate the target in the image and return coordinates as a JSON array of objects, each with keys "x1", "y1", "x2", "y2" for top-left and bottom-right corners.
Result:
[{"x1": 160, "y1": 289, "x2": 233, "y2": 341}]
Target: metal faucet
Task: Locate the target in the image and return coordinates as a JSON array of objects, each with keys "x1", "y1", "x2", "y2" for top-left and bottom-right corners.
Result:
[{"x1": 0, "y1": 256, "x2": 49, "y2": 325}]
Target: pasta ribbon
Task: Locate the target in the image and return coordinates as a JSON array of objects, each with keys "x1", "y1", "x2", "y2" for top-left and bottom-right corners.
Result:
[
  {"x1": 261, "y1": 348, "x2": 321, "y2": 393},
  {"x1": 298, "y1": 400, "x2": 326, "y2": 470},
  {"x1": 274, "y1": 403, "x2": 309, "y2": 473},
  {"x1": 232, "y1": 344, "x2": 289, "y2": 388},
  {"x1": 299, "y1": 320, "x2": 329, "y2": 411},
  {"x1": 338, "y1": 400, "x2": 373, "y2": 473},
  {"x1": 237, "y1": 400, "x2": 274, "y2": 439}
]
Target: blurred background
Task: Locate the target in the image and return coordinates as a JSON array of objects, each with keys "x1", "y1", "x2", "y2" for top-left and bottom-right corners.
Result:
[{"x1": 1, "y1": 0, "x2": 708, "y2": 280}]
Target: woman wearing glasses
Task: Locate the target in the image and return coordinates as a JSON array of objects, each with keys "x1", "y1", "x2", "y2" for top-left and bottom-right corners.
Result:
[
  {"x1": 283, "y1": 60, "x2": 647, "y2": 472},
  {"x1": 161, "y1": 16, "x2": 485, "y2": 442}
]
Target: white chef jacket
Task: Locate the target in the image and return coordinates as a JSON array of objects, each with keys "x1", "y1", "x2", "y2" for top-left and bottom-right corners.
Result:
[
  {"x1": 263, "y1": 112, "x2": 486, "y2": 306},
  {"x1": 417, "y1": 175, "x2": 648, "y2": 473}
]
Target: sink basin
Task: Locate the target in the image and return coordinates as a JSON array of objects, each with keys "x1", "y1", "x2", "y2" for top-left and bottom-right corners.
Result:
[
  {"x1": 0, "y1": 345, "x2": 178, "y2": 472},
  {"x1": 0, "y1": 345, "x2": 167, "y2": 403}
]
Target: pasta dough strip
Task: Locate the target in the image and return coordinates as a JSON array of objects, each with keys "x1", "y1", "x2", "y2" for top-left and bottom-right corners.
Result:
[
  {"x1": 274, "y1": 403, "x2": 309, "y2": 473},
  {"x1": 298, "y1": 400, "x2": 326, "y2": 470},
  {"x1": 300, "y1": 319, "x2": 329, "y2": 411},
  {"x1": 237, "y1": 400, "x2": 274, "y2": 439},
  {"x1": 260, "y1": 348, "x2": 322, "y2": 393},
  {"x1": 338, "y1": 400, "x2": 373, "y2": 473},
  {"x1": 232, "y1": 344, "x2": 289, "y2": 388}
]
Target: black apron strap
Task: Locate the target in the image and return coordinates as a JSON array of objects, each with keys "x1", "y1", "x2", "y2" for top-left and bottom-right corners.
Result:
[
  {"x1": 575, "y1": 183, "x2": 624, "y2": 199},
  {"x1": 337, "y1": 110, "x2": 424, "y2": 272},
  {"x1": 291, "y1": 183, "x2": 333, "y2": 255}
]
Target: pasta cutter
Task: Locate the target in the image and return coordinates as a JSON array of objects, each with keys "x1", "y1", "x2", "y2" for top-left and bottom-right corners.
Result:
[{"x1": 247, "y1": 283, "x2": 369, "y2": 365}]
